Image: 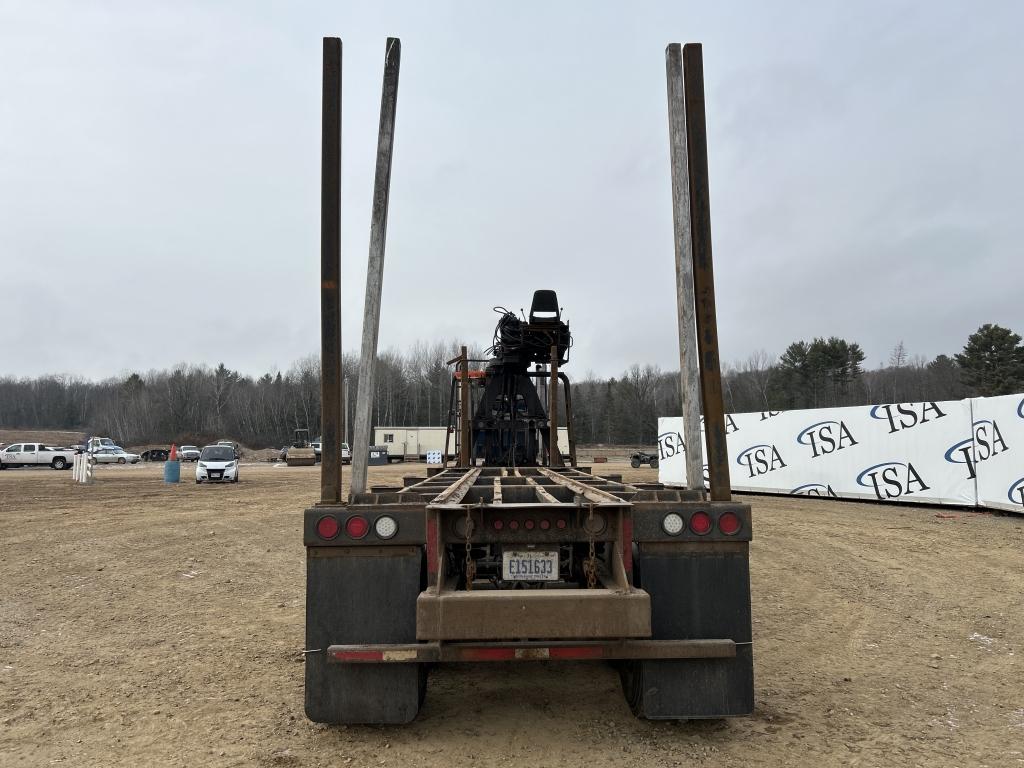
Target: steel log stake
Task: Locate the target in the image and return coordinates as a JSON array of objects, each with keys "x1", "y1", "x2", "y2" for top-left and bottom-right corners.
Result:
[
  {"x1": 549, "y1": 346, "x2": 563, "y2": 467},
  {"x1": 350, "y1": 38, "x2": 401, "y2": 498},
  {"x1": 319, "y1": 37, "x2": 343, "y2": 504},
  {"x1": 682, "y1": 43, "x2": 731, "y2": 501},
  {"x1": 665, "y1": 43, "x2": 704, "y2": 494},
  {"x1": 458, "y1": 346, "x2": 470, "y2": 468}
]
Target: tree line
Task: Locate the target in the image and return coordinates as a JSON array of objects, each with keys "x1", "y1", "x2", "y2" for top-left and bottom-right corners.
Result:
[{"x1": 1, "y1": 324, "x2": 1021, "y2": 449}]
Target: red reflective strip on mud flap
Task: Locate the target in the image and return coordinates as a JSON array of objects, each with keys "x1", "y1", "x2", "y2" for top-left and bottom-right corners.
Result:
[
  {"x1": 621, "y1": 516, "x2": 633, "y2": 573},
  {"x1": 329, "y1": 650, "x2": 383, "y2": 662}
]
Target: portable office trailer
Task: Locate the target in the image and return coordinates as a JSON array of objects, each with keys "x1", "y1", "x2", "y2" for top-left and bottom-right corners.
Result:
[{"x1": 373, "y1": 426, "x2": 570, "y2": 462}]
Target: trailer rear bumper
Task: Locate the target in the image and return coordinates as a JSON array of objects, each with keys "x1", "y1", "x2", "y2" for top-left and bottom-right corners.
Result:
[
  {"x1": 326, "y1": 638, "x2": 739, "y2": 663},
  {"x1": 416, "y1": 586, "x2": 651, "y2": 640}
]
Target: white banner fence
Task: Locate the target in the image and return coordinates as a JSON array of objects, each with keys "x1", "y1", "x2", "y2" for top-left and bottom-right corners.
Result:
[{"x1": 658, "y1": 394, "x2": 1024, "y2": 514}]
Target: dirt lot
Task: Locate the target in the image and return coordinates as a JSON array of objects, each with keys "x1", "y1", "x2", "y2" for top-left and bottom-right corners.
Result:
[{"x1": 1, "y1": 461, "x2": 1022, "y2": 767}]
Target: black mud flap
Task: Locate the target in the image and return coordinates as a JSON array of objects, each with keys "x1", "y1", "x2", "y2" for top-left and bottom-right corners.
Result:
[
  {"x1": 622, "y1": 544, "x2": 754, "y2": 719},
  {"x1": 305, "y1": 547, "x2": 426, "y2": 724}
]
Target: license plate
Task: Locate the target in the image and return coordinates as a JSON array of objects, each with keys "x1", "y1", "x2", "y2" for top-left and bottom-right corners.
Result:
[{"x1": 502, "y1": 550, "x2": 558, "y2": 581}]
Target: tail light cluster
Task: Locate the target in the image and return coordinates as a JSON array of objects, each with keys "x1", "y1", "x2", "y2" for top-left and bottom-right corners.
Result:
[
  {"x1": 316, "y1": 514, "x2": 397, "y2": 541},
  {"x1": 489, "y1": 517, "x2": 570, "y2": 533},
  {"x1": 661, "y1": 510, "x2": 742, "y2": 536}
]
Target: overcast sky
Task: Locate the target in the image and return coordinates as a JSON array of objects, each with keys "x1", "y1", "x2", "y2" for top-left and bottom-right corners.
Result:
[{"x1": 1, "y1": 1, "x2": 1021, "y2": 381}]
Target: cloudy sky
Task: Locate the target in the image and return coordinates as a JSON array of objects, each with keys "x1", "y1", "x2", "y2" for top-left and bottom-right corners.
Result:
[{"x1": 1, "y1": 1, "x2": 1020, "y2": 380}]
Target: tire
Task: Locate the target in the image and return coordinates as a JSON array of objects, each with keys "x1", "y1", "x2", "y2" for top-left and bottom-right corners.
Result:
[
  {"x1": 118, "y1": 457, "x2": 126, "y2": 464},
  {"x1": 649, "y1": 457, "x2": 659, "y2": 469},
  {"x1": 0, "y1": 461, "x2": 6, "y2": 470},
  {"x1": 630, "y1": 458, "x2": 641, "y2": 469},
  {"x1": 196, "y1": 479, "x2": 202, "y2": 484},
  {"x1": 52, "y1": 457, "x2": 67, "y2": 470}
]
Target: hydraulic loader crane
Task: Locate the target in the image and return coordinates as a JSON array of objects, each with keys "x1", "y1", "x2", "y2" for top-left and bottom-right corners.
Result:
[{"x1": 303, "y1": 38, "x2": 753, "y2": 724}]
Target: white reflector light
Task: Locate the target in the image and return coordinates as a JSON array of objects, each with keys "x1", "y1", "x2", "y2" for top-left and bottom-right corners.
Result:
[
  {"x1": 375, "y1": 515, "x2": 398, "y2": 540},
  {"x1": 662, "y1": 513, "x2": 684, "y2": 536}
]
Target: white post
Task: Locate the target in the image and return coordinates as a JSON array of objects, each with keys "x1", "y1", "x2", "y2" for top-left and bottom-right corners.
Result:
[{"x1": 350, "y1": 38, "x2": 401, "y2": 498}]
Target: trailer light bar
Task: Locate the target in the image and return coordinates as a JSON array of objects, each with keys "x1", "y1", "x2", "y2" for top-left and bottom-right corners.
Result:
[
  {"x1": 689, "y1": 511, "x2": 712, "y2": 535},
  {"x1": 374, "y1": 515, "x2": 398, "y2": 539},
  {"x1": 345, "y1": 515, "x2": 369, "y2": 539},
  {"x1": 316, "y1": 515, "x2": 340, "y2": 540},
  {"x1": 718, "y1": 511, "x2": 741, "y2": 535},
  {"x1": 662, "y1": 512, "x2": 684, "y2": 535}
]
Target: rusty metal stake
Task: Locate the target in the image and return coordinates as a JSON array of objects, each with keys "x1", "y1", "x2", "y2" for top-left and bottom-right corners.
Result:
[
  {"x1": 549, "y1": 346, "x2": 563, "y2": 468},
  {"x1": 682, "y1": 43, "x2": 731, "y2": 502},
  {"x1": 459, "y1": 346, "x2": 471, "y2": 467},
  {"x1": 319, "y1": 37, "x2": 343, "y2": 505}
]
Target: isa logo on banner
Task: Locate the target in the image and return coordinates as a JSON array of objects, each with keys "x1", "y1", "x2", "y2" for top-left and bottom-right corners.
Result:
[
  {"x1": 1009, "y1": 477, "x2": 1024, "y2": 507},
  {"x1": 796, "y1": 420, "x2": 858, "y2": 459},
  {"x1": 856, "y1": 461, "x2": 931, "y2": 500},
  {"x1": 869, "y1": 402, "x2": 947, "y2": 434}
]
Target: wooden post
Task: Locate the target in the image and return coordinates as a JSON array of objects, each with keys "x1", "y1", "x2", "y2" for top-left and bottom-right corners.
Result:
[
  {"x1": 666, "y1": 43, "x2": 704, "y2": 493},
  {"x1": 458, "y1": 347, "x2": 470, "y2": 467},
  {"x1": 682, "y1": 43, "x2": 731, "y2": 502},
  {"x1": 319, "y1": 37, "x2": 343, "y2": 504},
  {"x1": 350, "y1": 38, "x2": 401, "y2": 498}
]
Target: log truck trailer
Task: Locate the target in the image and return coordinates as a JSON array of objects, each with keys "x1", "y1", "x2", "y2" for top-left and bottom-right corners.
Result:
[{"x1": 303, "y1": 39, "x2": 753, "y2": 724}]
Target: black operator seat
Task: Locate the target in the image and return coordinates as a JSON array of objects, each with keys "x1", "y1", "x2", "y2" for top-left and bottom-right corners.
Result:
[{"x1": 529, "y1": 290, "x2": 561, "y2": 324}]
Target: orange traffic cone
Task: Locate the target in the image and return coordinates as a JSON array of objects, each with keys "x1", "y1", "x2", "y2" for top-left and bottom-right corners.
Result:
[{"x1": 169, "y1": 444, "x2": 178, "y2": 461}]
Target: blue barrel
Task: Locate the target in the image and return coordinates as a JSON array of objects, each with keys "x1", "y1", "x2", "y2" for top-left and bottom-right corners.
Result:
[{"x1": 163, "y1": 459, "x2": 181, "y2": 483}]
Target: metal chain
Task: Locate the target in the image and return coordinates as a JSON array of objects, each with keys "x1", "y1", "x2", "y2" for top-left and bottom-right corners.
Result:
[
  {"x1": 464, "y1": 506, "x2": 476, "y2": 590},
  {"x1": 583, "y1": 503, "x2": 597, "y2": 589}
]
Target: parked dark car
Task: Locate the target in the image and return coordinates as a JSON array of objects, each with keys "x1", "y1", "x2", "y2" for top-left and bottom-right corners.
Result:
[
  {"x1": 630, "y1": 451, "x2": 659, "y2": 469},
  {"x1": 141, "y1": 448, "x2": 170, "y2": 462}
]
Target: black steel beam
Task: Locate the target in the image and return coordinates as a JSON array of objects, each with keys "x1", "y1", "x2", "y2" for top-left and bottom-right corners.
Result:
[
  {"x1": 320, "y1": 37, "x2": 342, "y2": 504},
  {"x1": 682, "y1": 43, "x2": 731, "y2": 502}
]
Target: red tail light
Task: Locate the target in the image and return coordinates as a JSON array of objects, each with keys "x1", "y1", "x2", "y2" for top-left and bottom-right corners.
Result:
[
  {"x1": 556, "y1": 519, "x2": 567, "y2": 530},
  {"x1": 539, "y1": 519, "x2": 550, "y2": 531},
  {"x1": 718, "y1": 511, "x2": 741, "y2": 535},
  {"x1": 316, "y1": 515, "x2": 340, "y2": 540},
  {"x1": 689, "y1": 511, "x2": 712, "y2": 535},
  {"x1": 509, "y1": 520, "x2": 520, "y2": 531},
  {"x1": 493, "y1": 519, "x2": 504, "y2": 531},
  {"x1": 345, "y1": 515, "x2": 369, "y2": 539},
  {"x1": 524, "y1": 519, "x2": 535, "y2": 530}
]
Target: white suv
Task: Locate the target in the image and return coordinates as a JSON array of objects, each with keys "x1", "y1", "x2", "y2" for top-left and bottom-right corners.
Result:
[
  {"x1": 196, "y1": 445, "x2": 239, "y2": 484},
  {"x1": 179, "y1": 445, "x2": 201, "y2": 462}
]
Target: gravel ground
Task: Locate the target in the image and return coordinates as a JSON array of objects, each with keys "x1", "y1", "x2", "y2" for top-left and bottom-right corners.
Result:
[{"x1": 1, "y1": 461, "x2": 1022, "y2": 767}]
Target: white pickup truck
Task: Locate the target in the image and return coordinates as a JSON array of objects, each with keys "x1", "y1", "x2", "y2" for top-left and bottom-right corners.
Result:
[{"x1": 0, "y1": 442, "x2": 79, "y2": 470}]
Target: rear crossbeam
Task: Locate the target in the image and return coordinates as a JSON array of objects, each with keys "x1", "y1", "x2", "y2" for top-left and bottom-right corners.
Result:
[{"x1": 327, "y1": 639, "x2": 738, "y2": 663}]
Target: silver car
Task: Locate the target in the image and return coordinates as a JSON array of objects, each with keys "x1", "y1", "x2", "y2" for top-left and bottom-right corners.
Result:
[{"x1": 92, "y1": 447, "x2": 141, "y2": 465}]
